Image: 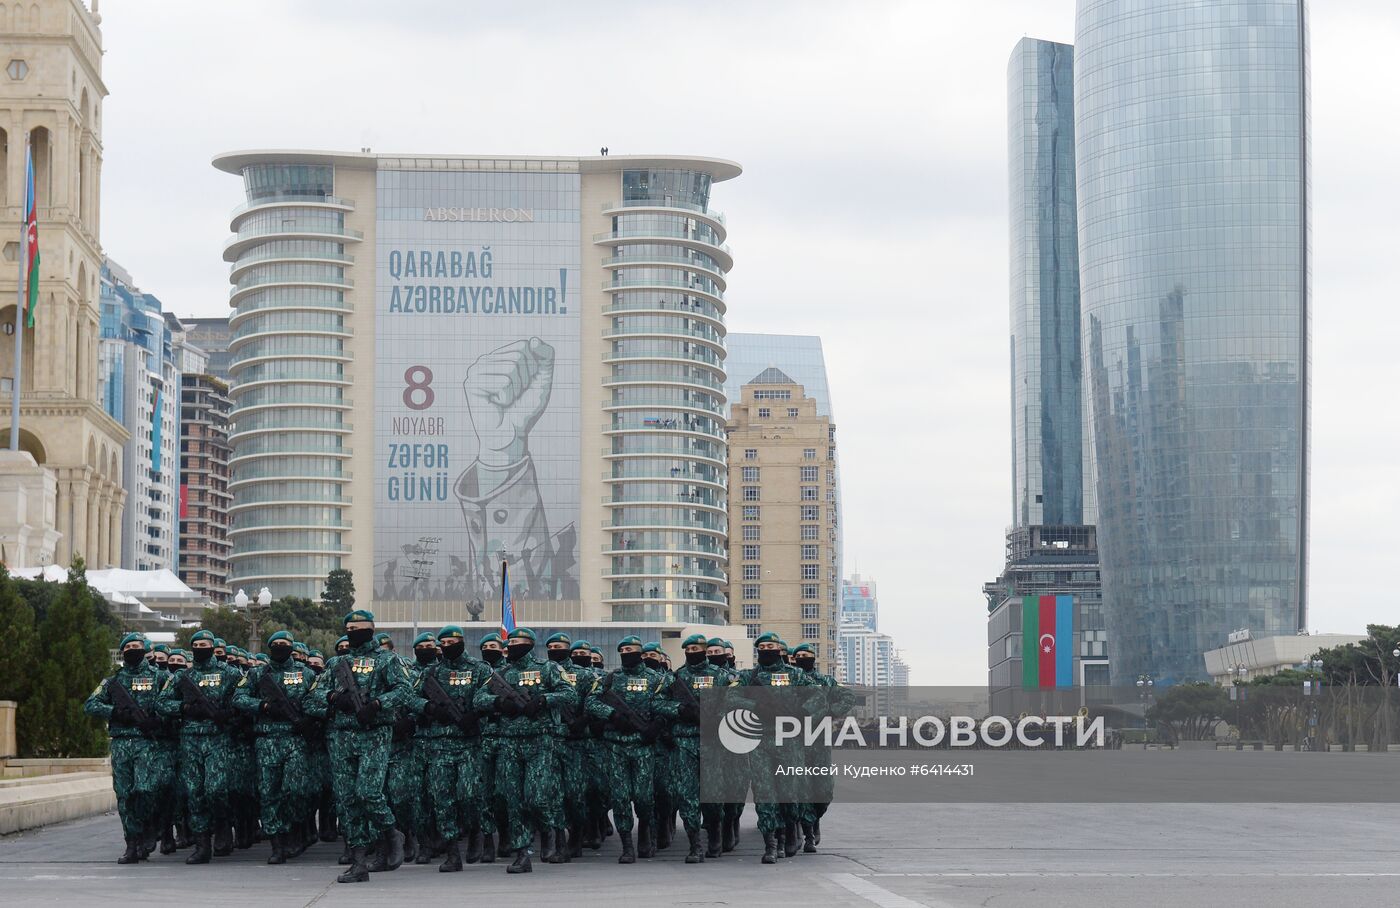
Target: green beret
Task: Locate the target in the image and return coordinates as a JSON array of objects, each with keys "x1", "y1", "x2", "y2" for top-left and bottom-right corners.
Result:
[
  {"x1": 267, "y1": 630, "x2": 294, "y2": 646},
  {"x1": 754, "y1": 631, "x2": 782, "y2": 647},
  {"x1": 336, "y1": 635, "x2": 349, "y2": 646},
  {"x1": 152, "y1": 643, "x2": 170, "y2": 654},
  {"x1": 641, "y1": 642, "x2": 663, "y2": 654},
  {"x1": 437, "y1": 625, "x2": 465, "y2": 641},
  {"x1": 413, "y1": 631, "x2": 438, "y2": 648},
  {"x1": 706, "y1": 637, "x2": 725, "y2": 647},
  {"x1": 190, "y1": 629, "x2": 216, "y2": 644},
  {"x1": 617, "y1": 635, "x2": 642, "y2": 651},
  {"x1": 507, "y1": 627, "x2": 536, "y2": 643},
  {"x1": 589, "y1": 646, "x2": 601, "y2": 655},
  {"x1": 683, "y1": 633, "x2": 709, "y2": 648},
  {"x1": 570, "y1": 639, "x2": 592, "y2": 652},
  {"x1": 343, "y1": 609, "x2": 375, "y2": 625},
  {"x1": 374, "y1": 632, "x2": 391, "y2": 645},
  {"x1": 293, "y1": 641, "x2": 310, "y2": 654},
  {"x1": 309, "y1": 650, "x2": 324, "y2": 659},
  {"x1": 723, "y1": 640, "x2": 734, "y2": 649},
  {"x1": 255, "y1": 653, "x2": 270, "y2": 663},
  {"x1": 119, "y1": 632, "x2": 147, "y2": 650},
  {"x1": 545, "y1": 632, "x2": 571, "y2": 646},
  {"x1": 792, "y1": 643, "x2": 815, "y2": 655},
  {"x1": 479, "y1": 632, "x2": 503, "y2": 647}
]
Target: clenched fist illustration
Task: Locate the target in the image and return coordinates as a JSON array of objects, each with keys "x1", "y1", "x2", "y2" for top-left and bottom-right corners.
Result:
[{"x1": 463, "y1": 338, "x2": 555, "y2": 468}]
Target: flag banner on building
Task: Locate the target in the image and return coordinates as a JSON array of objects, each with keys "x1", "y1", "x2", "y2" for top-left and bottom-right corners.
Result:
[
  {"x1": 1022, "y1": 594, "x2": 1074, "y2": 688},
  {"x1": 151, "y1": 387, "x2": 163, "y2": 471},
  {"x1": 499, "y1": 560, "x2": 516, "y2": 637},
  {"x1": 23, "y1": 141, "x2": 40, "y2": 328}
]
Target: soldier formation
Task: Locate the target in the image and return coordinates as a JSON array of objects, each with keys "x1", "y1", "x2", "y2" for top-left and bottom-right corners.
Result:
[{"x1": 84, "y1": 610, "x2": 855, "y2": 882}]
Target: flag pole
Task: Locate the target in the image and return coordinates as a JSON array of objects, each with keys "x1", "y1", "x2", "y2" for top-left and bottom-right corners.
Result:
[{"x1": 10, "y1": 133, "x2": 27, "y2": 452}]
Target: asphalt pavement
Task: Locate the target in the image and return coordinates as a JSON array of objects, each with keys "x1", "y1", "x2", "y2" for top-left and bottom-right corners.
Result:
[{"x1": 2, "y1": 803, "x2": 1398, "y2": 906}]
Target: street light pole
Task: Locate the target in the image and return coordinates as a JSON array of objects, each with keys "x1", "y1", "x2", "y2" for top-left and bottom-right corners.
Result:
[
  {"x1": 1136, "y1": 675, "x2": 1154, "y2": 749},
  {"x1": 234, "y1": 588, "x2": 250, "y2": 651}
]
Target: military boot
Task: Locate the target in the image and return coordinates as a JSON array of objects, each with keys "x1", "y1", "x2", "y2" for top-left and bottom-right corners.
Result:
[
  {"x1": 185, "y1": 832, "x2": 212, "y2": 865},
  {"x1": 583, "y1": 819, "x2": 602, "y2": 850},
  {"x1": 705, "y1": 823, "x2": 722, "y2": 859},
  {"x1": 539, "y1": 828, "x2": 556, "y2": 863},
  {"x1": 802, "y1": 820, "x2": 817, "y2": 853},
  {"x1": 685, "y1": 827, "x2": 704, "y2": 863},
  {"x1": 159, "y1": 824, "x2": 177, "y2": 855},
  {"x1": 212, "y1": 822, "x2": 233, "y2": 857},
  {"x1": 174, "y1": 820, "x2": 193, "y2": 850},
  {"x1": 617, "y1": 829, "x2": 636, "y2": 864},
  {"x1": 637, "y1": 815, "x2": 655, "y2": 859},
  {"x1": 722, "y1": 815, "x2": 737, "y2": 852},
  {"x1": 761, "y1": 830, "x2": 778, "y2": 865},
  {"x1": 337, "y1": 846, "x2": 369, "y2": 883},
  {"x1": 784, "y1": 821, "x2": 800, "y2": 857},
  {"x1": 656, "y1": 812, "x2": 672, "y2": 850},
  {"x1": 730, "y1": 814, "x2": 742, "y2": 848},
  {"x1": 481, "y1": 831, "x2": 497, "y2": 863},
  {"x1": 117, "y1": 836, "x2": 141, "y2": 865},
  {"x1": 463, "y1": 829, "x2": 482, "y2": 864},
  {"x1": 402, "y1": 830, "x2": 418, "y2": 865},
  {"x1": 507, "y1": 847, "x2": 532, "y2": 874},
  {"x1": 602, "y1": 813, "x2": 615, "y2": 838},
  {"x1": 367, "y1": 827, "x2": 404, "y2": 872},
  {"x1": 553, "y1": 828, "x2": 572, "y2": 863},
  {"x1": 568, "y1": 825, "x2": 583, "y2": 858},
  {"x1": 439, "y1": 839, "x2": 462, "y2": 872},
  {"x1": 267, "y1": 833, "x2": 287, "y2": 865},
  {"x1": 319, "y1": 796, "x2": 338, "y2": 842},
  {"x1": 812, "y1": 818, "x2": 822, "y2": 845},
  {"x1": 497, "y1": 833, "x2": 513, "y2": 858},
  {"x1": 338, "y1": 839, "x2": 353, "y2": 865}
]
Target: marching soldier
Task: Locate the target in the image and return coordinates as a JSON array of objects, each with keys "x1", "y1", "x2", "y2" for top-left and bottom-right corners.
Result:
[
  {"x1": 669, "y1": 633, "x2": 737, "y2": 862},
  {"x1": 567, "y1": 639, "x2": 605, "y2": 852},
  {"x1": 386, "y1": 632, "x2": 430, "y2": 865},
  {"x1": 792, "y1": 642, "x2": 855, "y2": 850},
  {"x1": 542, "y1": 632, "x2": 584, "y2": 861},
  {"x1": 744, "y1": 632, "x2": 815, "y2": 864},
  {"x1": 408, "y1": 633, "x2": 442, "y2": 865},
  {"x1": 84, "y1": 633, "x2": 167, "y2": 864},
  {"x1": 304, "y1": 609, "x2": 415, "y2": 884},
  {"x1": 641, "y1": 642, "x2": 676, "y2": 852}
]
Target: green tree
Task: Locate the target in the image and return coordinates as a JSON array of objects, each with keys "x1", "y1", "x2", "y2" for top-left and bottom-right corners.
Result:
[
  {"x1": 20, "y1": 559, "x2": 114, "y2": 757},
  {"x1": 321, "y1": 568, "x2": 355, "y2": 615},
  {"x1": 0, "y1": 566, "x2": 38, "y2": 704},
  {"x1": 1146, "y1": 682, "x2": 1228, "y2": 742}
]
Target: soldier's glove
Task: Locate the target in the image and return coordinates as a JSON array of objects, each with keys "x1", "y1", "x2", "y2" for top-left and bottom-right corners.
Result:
[
  {"x1": 607, "y1": 709, "x2": 630, "y2": 732},
  {"x1": 525, "y1": 693, "x2": 545, "y2": 718},
  {"x1": 356, "y1": 699, "x2": 382, "y2": 727},
  {"x1": 111, "y1": 706, "x2": 134, "y2": 726},
  {"x1": 138, "y1": 715, "x2": 163, "y2": 736},
  {"x1": 332, "y1": 692, "x2": 359, "y2": 715},
  {"x1": 263, "y1": 700, "x2": 287, "y2": 721},
  {"x1": 497, "y1": 697, "x2": 520, "y2": 718},
  {"x1": 678, "y1": 701, "x2": 700, "y2": 724}
]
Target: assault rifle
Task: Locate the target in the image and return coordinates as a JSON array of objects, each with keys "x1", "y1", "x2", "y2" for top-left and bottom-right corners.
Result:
[
  {"x1": 177, "y1": 670, "x2": 224, "y2": 724},
  {"x1": 422, "y1": 671, "x2": 479, "y2": 734},
  {"x1": 107, "y1": 675, "x2": 153, "y2": 729},
  {"x1": 486, "y1": 670, "x2": 533, "y2": 717},
  {"x1": 332, "y1": 657, "x2": 367, "y2": 718},
  {"x1": 258, "y1": 669, "x2": 304, "y2": 722},
  {"x1": 670, "y1": 673, "x2": 701, "y2": 724},
  {"x1": 600, "y1": 675, "x2": 659, "y2": 743}
]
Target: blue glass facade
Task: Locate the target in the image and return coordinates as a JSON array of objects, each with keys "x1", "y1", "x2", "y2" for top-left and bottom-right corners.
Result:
[
  {"x1": 1008, "y1": 39, "x2": 1087, "y2": 529},
  {"x1": 1075, "y1": 0, "x2": 1310, "y2": 684}
]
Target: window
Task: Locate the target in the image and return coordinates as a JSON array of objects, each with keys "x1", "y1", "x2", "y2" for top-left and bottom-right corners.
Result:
[
  {"x1": 802, "y1": 604, "x2": 819, "y2": 619},
  {"x1": 744, "y1": 448, "x2": 757, "y2": 460},
  {"x1": 804, "y1": 448, "x2": 817, "y2": 460},
  {"x1": 753, "y1": 389, "x2": 791, "y2": 400},
  {"x1": 742, "y1": 584, "x2": 760, "y2": 600},
  {"x1": 801, "y1": 583, "x2": 819, "y2": 599},
  {"x1": 801, "y1": 486, "x2": 818, "y2": 501},
  {"x1": 801, "y1": 506, "x2": 819, "y2": 520},
  {"x1": 828, "y1": 447, "x2": 836, "y2": 461},
  {"x1": 757, "y1": 408, "x2": 770, "y2": 419},
  {"x1": 742, "y1": 466, "x2": 760, "y2": 481},
  {"x1": 743, "y1": 506, "x2": 760, "y2": 520},
  {"x1": 743, "y1": 565, "x2": 760, "y2": 581},
  {"x1": 802, "y1": 623, "x2": 819, "y2": 639},
  {"x1": 787, "y1": 408, "x2": 799, "y2": 418},
  {"x1": 745, "y1": 624, "x2": 761, "y2": 639},
  {"x1": 742, "y1": 525, "x2": 760, "y2": 541},
  {"x1": 801, "y1": 525, "x2": 818, "y2": 540},
  {"x1": 742, "y1": 486, "x2": 760, "y2": 501},
  {"x1": 800, "y1": 466, "x2": 818, "y2": 482},
  {"x1": 742, "y1": 545, "x2": 760, "y2": 560},
  {"x1": 801, "y1": 545, "x2": 819, "y2": 560},
  {"x1": 826, "y1": 489, "x2": 836, "y2": 501},
  {"x1": 827, "y1": 471, "x2": 835, "y2": 484},
  {"x1": 802, "y1": 565, "x2": 819, "y2": 580},
  {"x1": 742, "y1": 604, "x2": 761, "y2": 620}
]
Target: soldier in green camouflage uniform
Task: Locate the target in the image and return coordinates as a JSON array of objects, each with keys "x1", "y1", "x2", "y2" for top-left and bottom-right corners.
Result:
[
  {"x1": 668, "y1": 633, "x2": 739, "y2": 862},
  {"x1": 406, "y1": 633, "x2": 442, "y2": 865},
  {"x1": 155, "y1": 629, "x2": 243, "y2": 864},
  {"x1": 224, "y1": 646, "x2": 259, "y2": 852},
  {"x1": 303, "y1": 648, "x2": 337, "y2": 844},
  {"x1": 586, "y1": 635, "x2": 677, "y2": 864},
  {"x1": 162, "y1": 649, "x2": 193, "y2": 851},
  {"x1": 565, "y1": 639, "x2": 604, "y2": 851},
  {"x1": 475, "y1": 632, "x2": 506, "y2": 862},
  {"x1": 232, "y1": 630, "x2": 316, "y2": 864},
  {"x1": 540, "y1": 632, "x2": 584, "y2": 861},
  {"x1": 793, "y1": 642, "x2": 855, "y2": 850},
  {"x1": 385, "y1": 631, "x2": 425, "y2": 864},
  {"x1": 304, "y1": 609, "x2": 415, "y2": 884},
  {"x1": 84, "y1": 633, "x2": 167, "y2": 864},
  {"x1": 742, "y1": 632, "x2": 818, "y2": 864},
  {"x1": 472, "y1": 627, "x2": 574, "y2": 874}
]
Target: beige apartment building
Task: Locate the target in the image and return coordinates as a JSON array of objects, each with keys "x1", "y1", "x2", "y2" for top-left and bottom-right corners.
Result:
[
  {"x1": 0, "y1": 0, "x2": 126, "y2": 568},
  {"x1": 727, "y1": 369, "x2": 839, "y2": 674}
]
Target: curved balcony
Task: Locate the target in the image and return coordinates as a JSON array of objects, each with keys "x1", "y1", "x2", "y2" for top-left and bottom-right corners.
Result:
[
  {"x1": 228, "y1": 295, "x2": 351, "y2": 327},
  {"x1": 603, "y1": 298, "x2": 725, "y2": 326},
  {"x1": 593, "y1": 229, "x2": 732, "y2": 270},
  {"x1": 603, "y1": 323, "x2": 725, "y2": 351},
  {"x1": 609, "y1": 513, "x2": 728, "y2": 534},
  {"x1": 603, "y1": 368, "x2": 725, "y2": 394},
  {"x1": 601, "y1": 200, "x2": 726, "y2": 239},
  {"x1": 607, "y1": 416, "x2": 725, "y2": 441},
  {"x1": 606, "y1": 440, "x2": 724, "y2": 464},
  {"x1": 602, "y1": 348, "x2": 725, "y2": 375},
  {"x1": 602, "y1": 255, "x2": 727, "y2": 290},
  {"x1": 228, "y1": 351, "x2": 351, "y2": 374},
  {"x1": 604, "y1": 565, "x2": 728, "y2": 583},
  {"x1": 230, "y1": 317, "x2": 351, "y2": 344},
  {"x1": 604, "y1": 492, "x2": 726, "y2": 514},
  {"x1": 229, "y1": 275, "x2": 353, "y2": 307},
  {"x1": 230, "y1": 194, "x2": 355, "y2": 219},
  {"x1": 603, "y1": 277, "x2": 723, "y2": 307},
  {"x1": 607, "y1": 602, "x2": 726, "y2": 624},
  {"x1": 223, "y1": 224, "x2": 363, "y2": 261},
  {"x1": 605, "y1": 396, "x2": 723, "y2": 418},
  {"x1": 229, "y1": 250, "x2": 354, "y2": 281},
  {"x1": 228, "y1": 471, "x2": 350, "y2": 490}
]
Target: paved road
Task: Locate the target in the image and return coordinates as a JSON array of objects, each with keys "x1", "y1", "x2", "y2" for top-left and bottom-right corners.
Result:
[{"x1": 3, "y1": 803, "x2": 1398, "y2": 906}]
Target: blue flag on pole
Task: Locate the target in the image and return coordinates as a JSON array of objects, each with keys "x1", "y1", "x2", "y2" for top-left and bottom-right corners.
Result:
[{"x1": 500, "y1": 561, "x2": 516, "y2": 637}]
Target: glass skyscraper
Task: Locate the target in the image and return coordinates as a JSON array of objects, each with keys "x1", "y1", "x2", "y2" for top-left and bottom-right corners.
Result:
[
  {"x1": 1008, "y1": 38, "x2": 1088, "y2": 528},
  {"x1": 1075, "y1": 0, "x2": 1311, "y2": 684}
]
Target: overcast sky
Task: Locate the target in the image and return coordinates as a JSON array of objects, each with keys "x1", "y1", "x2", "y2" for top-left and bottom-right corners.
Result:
[{"x1": 95, "y1": 1, "x2": 1400, "y2": 683}]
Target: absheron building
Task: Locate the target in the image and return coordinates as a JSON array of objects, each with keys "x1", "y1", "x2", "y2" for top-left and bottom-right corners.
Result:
[{"x1": 216, "y1": 151, "x2": 740, "y2": 655}]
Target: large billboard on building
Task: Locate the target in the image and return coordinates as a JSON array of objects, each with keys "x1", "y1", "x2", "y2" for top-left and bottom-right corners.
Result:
[{"x1": 374, "y1": 170, "x2": 581, "y2": 609}]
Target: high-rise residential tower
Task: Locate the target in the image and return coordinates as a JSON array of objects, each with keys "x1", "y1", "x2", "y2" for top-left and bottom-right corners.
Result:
[
  {"x1": 215, "y1": 151, "x2": 739, "y2": 653},
  {"x1": 1075, "y1": 0, "x2": 1311, "y2": 683}
]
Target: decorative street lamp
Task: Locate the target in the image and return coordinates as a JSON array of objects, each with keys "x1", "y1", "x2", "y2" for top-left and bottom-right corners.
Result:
[{"x1": 1136, "y1": 675, "x2": 1154, "y2": 748}]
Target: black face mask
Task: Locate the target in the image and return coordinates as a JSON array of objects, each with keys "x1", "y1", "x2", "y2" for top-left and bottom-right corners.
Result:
[
  {"x1": 269, "y1": 644, "x2": 293, "y2": 663},
  {"x1": 122, "y1": 649, "x2": 145, "y2": 667},
  {"x1": 620, "y1": 651, "x2": 643, "y2": 669},
  {"x1": 441, "y1": 642, "x2": 464, "y2": 662},
  {"x1": 708, "y1": 654, "x2": 728, "y2": 667},
  {"x1": 215, "y1": 654, "x2": 228, "y2": 663},
  {"x1": 309, "y1": 664, "x2": 323, "y2": 675},
  {"x1": 571, "y1": 654, "x2": 592, "y2": 667},
  {"x1": 643, "y1": 658, "x2": 663, "y2": 671},
  {"x1": 685, "y1": 650, "x2": 707, "y2": 666},
  {"x1": 547, "y1": 649, "x2": 569, "y2": 662},
  {"x1": 193, "y1": 647, "x2": 213, "y2": 665},
  {"x1": 415, "y1": 649, "x2": 437, "y2": 666},
  {"x1": 481, "y1": 649, "x2": 503, "y2": 665},
  {"x1": 346, "y1": 627, "x2": 375, "y2": 648},
  {"x1": 153, "y1": 658, "x2": 168, "y2": 671},
  {"x1": 757, "y1": 649, "x2": 781, "y2": 667},
  {"x1": 506, "y1": 643, "x2": 532, "y2": 662},
  {"x1": 795, "y1": 657, "x2": 816, "y2": 671}
]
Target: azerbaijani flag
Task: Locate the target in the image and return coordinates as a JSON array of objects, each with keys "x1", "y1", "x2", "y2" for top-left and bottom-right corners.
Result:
[
  {"x1": 1022, "y1": 595, "x2": 1074, "y2": 689},
  {"x1": 499, "y1": 560, "x2": 516, "y2": 638},
  {"x1": 22, "y1": 141, "x2": 40, "y2": 328}
]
